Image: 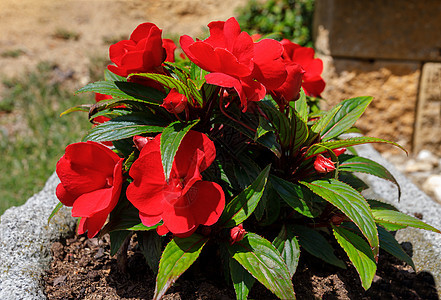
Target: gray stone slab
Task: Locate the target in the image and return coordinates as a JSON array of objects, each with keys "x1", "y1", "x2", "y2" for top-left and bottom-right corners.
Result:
[
  {"x1": 0, "y1": 173, "x2": 75, "y2": 300},
  {"x1": 314, "y1": 0, "x2": 441, "y2": 61},
  {"x1": 357, "y1": 144, "x2": 441, "y2": 297}
]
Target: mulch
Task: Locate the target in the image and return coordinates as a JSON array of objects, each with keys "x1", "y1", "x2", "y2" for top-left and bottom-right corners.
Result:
[{"x1": 43, "y1": 233, "x2": 439, "y2": 299}]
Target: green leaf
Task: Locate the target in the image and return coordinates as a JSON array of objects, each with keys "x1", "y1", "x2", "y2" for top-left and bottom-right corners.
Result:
[
  {"x1": 372, "y1": 209, "x2": 441, "y2": 233},
  {"x1": 377, "y1": 225, "x2": 415, "y2": 270},
  {"x1": 292, "y1": 225, "x2": 346, "y2": 269},
  {"x1": 338, "y1": 171, "x2": 370, "y2": 193},
  {"x1": 367, "y1": 199, "x2": 398, "y2": 211},
  {"x1": 220, "y1": 165, "x2": 271, "y2": 228},
  {"x1": 270, "y1": 175, "x2": 322, "y2": 218},
  {"x1": 82, "y1": 113, "x2": 166, "y2": 142},
  {"x1": 273, "y1": 225, "x2": 301, "y2": 278},
  {"x1": 292, "y1": 89, "x2": 308, "y2": 123},
  {"x1": 258, "y1": 101, "x2": 291, "y2": 147},
  {"x1": 154, "y1": 234, "x2": 208, "y2": 300},
  {"x1": 310, "y1": 103, "x2": 341, "y2": 134},
  {"x1": 129, "y1": 72, "x2": 193, "y2": 104},
  {"x1": 76, "y1": 80, "x2": 165, "y2": 105},
  {"x1": 255, "y1": 115, "x2": 273, "y2": 140},
  {"x1": 288, "y1": 109, "x2": 308, "y2": 153},
  {"x1": 138, "y1": 231, "x2": 162, "y2": 274},
  {"x1": 321, "y1": 96, "x2": 373, "y2": 141},
  {"x1": 105, "y1": 69, "x2": 126, "y2": 81},
  {"x1": 257, "y1": 184, "x2": 281, "y2": 226},
  {"x1": 60, "y1": 104, "x2": 91, "y2": 117},
  {"x1": 89, "y1": 108, "x2": 131, "y2": 122},
  {"x1": 228, "y1": 233, "x2": 296, "y2": 299},
  {"x1": 306, "y1": 137, "x2": 407, "y2": 157},
  {"x1": 229, "y1": 257, "x2": 255, "y2": 300},
  {"x1": 333, "y1": 225, "x2": 377, "y2": 290},
  {"x1": 301, "y1": 179, "x2": 379, "y2": 257},
  {"x1": 338, "y1": 155, "x2": 401, "y2": 199},
  {"x1": 160, "y1": 120, "x2": 199, "y2": 180},
  {"x1": 109, "y1": 230, "x2": 131, "y2": 256},
  {"x1": 47, "y1": 202, "x2": 64, "y2": 224}
]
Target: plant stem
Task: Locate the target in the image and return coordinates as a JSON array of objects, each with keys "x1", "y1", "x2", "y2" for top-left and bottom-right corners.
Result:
[{"x1": 117, "y1": 232, "x2": 132, "y2": 274}]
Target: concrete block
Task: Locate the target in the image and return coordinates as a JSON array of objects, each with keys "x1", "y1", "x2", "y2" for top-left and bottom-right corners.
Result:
[
  {"x1": 413, "y1": 62, "x2": 441, "y2": 155},
  {"x1": 314, "y1": 0, "x2": 441, "y2": 61}
]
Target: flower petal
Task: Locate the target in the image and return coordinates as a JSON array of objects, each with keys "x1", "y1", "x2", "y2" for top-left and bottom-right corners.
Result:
[
  {"x1": 190, "y1": 181, "x2": 225, "y2": 226},
  {"x1": 77, "y1": 210, "x2": 109, "y2": 238}
]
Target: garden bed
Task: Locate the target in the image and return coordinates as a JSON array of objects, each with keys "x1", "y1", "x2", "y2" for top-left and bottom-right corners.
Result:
[{"x1": 1, "y1": 145, "x2": 441, "y2": 299}]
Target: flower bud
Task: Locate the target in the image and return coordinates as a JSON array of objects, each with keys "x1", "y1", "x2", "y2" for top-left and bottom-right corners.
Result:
[
  {"x1": 161, "y1": 88, "x2": 188, "y2": 114},
  {"x1": 230, "y1": 224, "x2": 246, "y2": 245},
  {"x1": 133, "y1": 135, "x2": 154, "y2": 151},
  {"x1": 333, "y1": 147, "x2": 346, "y2": 157},
  {"x1": 314, "y1": 154, "x2": 336, "y2": 174}
]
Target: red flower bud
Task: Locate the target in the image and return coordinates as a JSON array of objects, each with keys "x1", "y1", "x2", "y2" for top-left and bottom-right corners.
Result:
[
  {"x1": 230, "y1": 224, "x2": 246, "y2": 245},
  {"x1": 333, "y1": 147, "x2": 346, "y2": 157},
  {"x1": 133, "y1": 135, "x2": 154, "y2": 151},
  {"x1": 161, "y1": 88, "x2": 188, "y2": 114},
  {"x1": 314, "y1": 154, "x2": 336, "y2": 173}
]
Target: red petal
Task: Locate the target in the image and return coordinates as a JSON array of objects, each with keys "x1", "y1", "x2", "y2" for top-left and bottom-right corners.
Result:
[
  {"x1": 126, "y1": 150, "x2": 166, "y2": 216},
  {"x1": 231, "y1": 31, "x2": 254, "y2": 69},
  {"x1": 162, "y1": 38, "x2": 177, "y2": 62},
  {"x1": 78, "y1": 210, "x2": 109, "y2": 238},
  {"x1": 252, "y1": 39, "x2": 287, "y2": 90},
  {"x1": 302, "y1": 77, "x2": 325, "y2": 97},
  {"x1": 173, "y1": 130, "x2": 216, "y2": 176},
  {"x1": 215, "y1": 48, "x2": 252, "y2": 77},
  {"x1": 55, "y1": 183, "x2": 77, "y2": 207},
  {"x1": 190, "y1": 181, "x2": 225, "y2": 226},
  {"x1": 292, "y1": 47, "x2": 315, "y2": 69},
  {"x1": 71, "y1": 188, "x2": 114, "y2": 217},
  {"x1": 109, "y1": 40, "x2": 135, "y2": 66},
  {"x1": 130, "y1": 23, "x2": 162, "y2": 43},
  {"x1": 180, "y1": 35, "x2": 198, "y2": 63},
  {"x1": 205, "y1": 72, "x2": 247, "y2": 107},
  {"x1": 222, "y1": 17, "x2": 242, "y2": 50},
  {"x1": 139, "y1": 212, "x2": 162, "y2": 227},
  {"x1": 56, "y1": 142, "x2": 119, "y2": 196},
  {"x1": 271, "y1": 62, "x2": 304, "y2": 102},
  {"x1": 188, "y1": 41, "x2": 221, "y2": 72},
  {"x1": 205, "y1": 20, "x2": 227, "y2": 49}
]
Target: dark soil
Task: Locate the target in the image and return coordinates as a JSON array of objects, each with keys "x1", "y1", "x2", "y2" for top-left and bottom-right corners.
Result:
[{"x1": 43, "y1": 233, "x2": 439, "y2": 300}]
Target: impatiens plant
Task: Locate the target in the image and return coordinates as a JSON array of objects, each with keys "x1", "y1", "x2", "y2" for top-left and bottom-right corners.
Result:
[{"x1": 50, "y1": 17, "x2": 441, "y2": 299}]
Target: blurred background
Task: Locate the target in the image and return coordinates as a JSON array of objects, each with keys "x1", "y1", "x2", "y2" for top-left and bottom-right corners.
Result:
[{"x1": 1, "y1": 0, "x2": 440, "y2": 214}]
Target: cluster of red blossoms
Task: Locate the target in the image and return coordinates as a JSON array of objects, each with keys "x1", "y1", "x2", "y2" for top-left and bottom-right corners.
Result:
[{"x1": 55, "y1": 17, "x2": 325, "y2": 239}]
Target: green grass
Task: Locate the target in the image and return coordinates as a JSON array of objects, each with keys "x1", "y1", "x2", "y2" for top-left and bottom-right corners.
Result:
[{"x1": 0, "y1": 62, "x2": 95, "y2": 214}]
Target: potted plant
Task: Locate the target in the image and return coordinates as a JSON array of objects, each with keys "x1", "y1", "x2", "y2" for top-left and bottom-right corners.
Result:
[{"x1": 50, "y1": 17, "x2": 440, "y2": 299}]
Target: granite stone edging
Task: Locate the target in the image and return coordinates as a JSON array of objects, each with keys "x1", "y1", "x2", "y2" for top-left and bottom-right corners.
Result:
[
  {"x1": 0, "y1": 145, "x2": 440, "y2": 299},
  {"x1": 0, "y1": 173, "x2": 76, "y2": 300},
  {"x1": 357, "y1": 144, "x2": 441, "y2": 297}
]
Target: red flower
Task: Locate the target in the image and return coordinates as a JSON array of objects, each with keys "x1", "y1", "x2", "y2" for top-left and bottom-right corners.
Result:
[
  {"x1": 126, "y1": 130, "x2": 225, "y2": 237},
  {"x1": 56, "y1": 142, "x2": 124, "y2": 238},
  {"x1": 314, "y1": 154, "x2": 336, "y2": 174},
  {"x1": 230, "y1": 224, "x2": 246, "y2": 245},
  {"x1": 162, "y1": 38, "x2": 177, "y2": 63},
  {"x1": 280, "y1": 39, "x2": 325, "y2": 97},
  {"x1": 108, "y1": 23, "x2": 168, "y2": 77},
  {"x1": 133, "y1": 135, "x2": 154, "y2": 151},
  {"x1": 94, "y1": 93, "x2": 113, "y2": 123},
  {"x1": 270, "y1": 62, "x2": 304, "y2": 107},
  {"x1": 333, "y1": 147, "x2": 346, "y2": 156},
  {"x1": 160, "y1": 88, "x2": 188, "y2": 114},
  {"x1": 180, "y1": 17, "x2": 287, "y2": 111}
]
